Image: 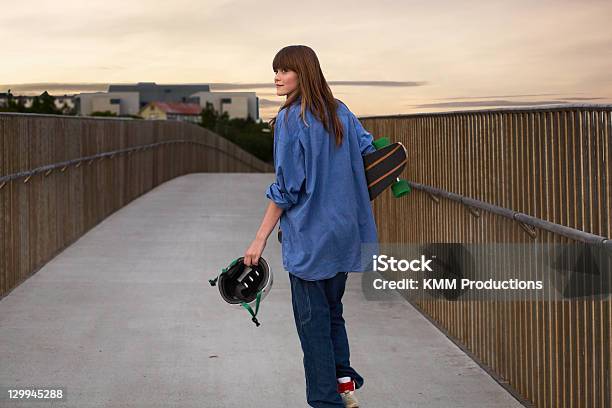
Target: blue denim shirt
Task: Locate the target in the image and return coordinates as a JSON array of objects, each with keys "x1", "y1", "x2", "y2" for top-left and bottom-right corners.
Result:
[{"x1": 265, "y1": 97, "x2": 379, "y2": 281}]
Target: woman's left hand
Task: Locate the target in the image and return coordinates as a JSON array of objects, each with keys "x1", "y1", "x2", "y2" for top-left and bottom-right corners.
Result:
[{"x1": 244, "y1": 236, "x2": 267, "y2": 267}]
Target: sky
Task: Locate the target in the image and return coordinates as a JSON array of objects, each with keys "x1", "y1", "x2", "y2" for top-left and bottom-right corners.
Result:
[{"x1": 1, "y1": 0, "x2": 611, "y2": 120}]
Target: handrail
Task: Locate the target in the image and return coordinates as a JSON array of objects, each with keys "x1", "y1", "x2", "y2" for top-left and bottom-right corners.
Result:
[
  {"x1": 0, "y1": 139, "x2": 268, "y2": 187},
  {"x1": 408, "y1": 180, "x2": 612, "y2": 247}
]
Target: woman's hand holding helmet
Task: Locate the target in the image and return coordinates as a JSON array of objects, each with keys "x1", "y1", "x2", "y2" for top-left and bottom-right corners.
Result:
[{"x1": 244, "y1": 236, "x2": 267, "y2": 267}]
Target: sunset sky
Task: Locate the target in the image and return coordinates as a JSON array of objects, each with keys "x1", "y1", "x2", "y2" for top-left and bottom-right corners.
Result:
[{"x1": 2, "y1": 0, "x2": 611, "y2": 120}]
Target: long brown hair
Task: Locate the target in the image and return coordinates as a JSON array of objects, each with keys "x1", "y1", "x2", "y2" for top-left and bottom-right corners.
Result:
[{"x1": 268, "y1": 45, "x2": 345, "y2": 147}]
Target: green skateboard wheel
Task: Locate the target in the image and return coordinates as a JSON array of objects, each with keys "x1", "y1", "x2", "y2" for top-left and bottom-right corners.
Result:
[
  {"x1": 392, "y1": 179, "x2": 411, "y2": 198},
  {"x1": 373, "y1": 137, "x2": 390, "y2": 150}
]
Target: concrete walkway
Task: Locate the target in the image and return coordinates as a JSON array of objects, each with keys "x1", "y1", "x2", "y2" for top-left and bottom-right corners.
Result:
[{"x1": 0, "y1": 173, "x2": 524, "y2": 408}]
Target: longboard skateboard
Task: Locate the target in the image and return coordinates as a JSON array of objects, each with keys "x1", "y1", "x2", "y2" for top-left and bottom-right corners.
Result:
[
  {"x1": 277, "y1": 137, "x2": 410, "y2": 243},
  {"x1": 364, "y1": 139, "x2": 409, "y2": 200}
]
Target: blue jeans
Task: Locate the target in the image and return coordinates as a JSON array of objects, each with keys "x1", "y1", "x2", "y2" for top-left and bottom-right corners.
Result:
[{"x1": 289, "y1": 271, "x2": 364, "y2": 408}]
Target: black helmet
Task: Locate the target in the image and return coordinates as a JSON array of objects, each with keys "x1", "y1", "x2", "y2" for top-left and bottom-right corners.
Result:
[{"x1": 209, "y1": 257, "x2": 273, "y2": 326}]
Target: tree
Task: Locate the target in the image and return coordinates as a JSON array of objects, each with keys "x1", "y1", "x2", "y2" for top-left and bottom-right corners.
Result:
[
  {"x1": 29, "y1": 91, "x2": 62, "y2": 114},
  {"x1": 200, "y1": 101, "x2": 218, "y2": 129},
  {"x1": 197, "y1": 103, "x2": 273, "y2": 163}
]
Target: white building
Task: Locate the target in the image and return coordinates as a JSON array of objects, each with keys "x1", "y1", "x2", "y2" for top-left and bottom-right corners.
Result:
[
  {"x1": 74, "y1": 84, "x2": 260, "y2": 120},
  {"x1": 190, "y1": 91, "x2": 259, "y2": 121},
  {"x1": 54, "y1": 95, "x2": 76, "y2": 111},
  {"x1": 74, "y1": 92, "x2": 140, "y2": 116}
]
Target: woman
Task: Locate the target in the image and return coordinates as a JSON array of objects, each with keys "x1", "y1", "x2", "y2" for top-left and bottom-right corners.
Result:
[{"x1": 243, "y1": 45, "x2": 378, "y2": 408}]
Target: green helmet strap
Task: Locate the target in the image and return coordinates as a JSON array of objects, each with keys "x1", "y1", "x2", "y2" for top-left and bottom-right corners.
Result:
[
  {"x1": 209, "y1": 257, "x2": 240, "y2": 286},
  {"x1": 241, "y1": 290, "x2": 263, "y2": 327}
]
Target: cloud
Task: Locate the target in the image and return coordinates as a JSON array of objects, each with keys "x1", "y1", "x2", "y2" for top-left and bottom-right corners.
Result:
[
  {"x1": 210, "y1": 80, "x2": 426, "y2": 90},
  {"x1": 438, "y1": 93, "x2": 563, "y2": 100},
  {"x1": 564, "y1": 97, "x2": 607, "y2": 101},
  {"x1": 333, "y1": 80, "x2": 427, "y2": 87},
  {"x1": 409, "y1": 100, "x2": 575, "y2": 108},
  {"x1": 1, "y1": 80, "x2": 425, "y2": 95},
  {"x1": 0, "y1": 83, "x2": 109, "y2": 94}
]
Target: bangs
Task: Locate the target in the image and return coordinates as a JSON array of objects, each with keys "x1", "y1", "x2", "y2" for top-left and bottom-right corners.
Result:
[{"x1": 272, "y1": 50, "x2": 297, "y2": 72}]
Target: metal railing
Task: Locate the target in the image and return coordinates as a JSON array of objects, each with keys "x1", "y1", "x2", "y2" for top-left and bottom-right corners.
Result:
[
  {"x1": 0, "y1": 113, "x2": 273, "y2": 299},
  {"x1": 360, "y1": 104, "x2": 612, "y2": 408},
  {"x1": 407, "y1": 180, "x2": 611, "y2": 246},
  {"x1": 0, "y1": 139, "x2": 267, "y2": 186}
]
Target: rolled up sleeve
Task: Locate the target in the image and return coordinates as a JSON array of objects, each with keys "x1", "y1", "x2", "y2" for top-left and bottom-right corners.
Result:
[
  {"x1": 265, "y1": 112, "x2": 306, "y2": 210},
  {"x1": 352, "y1": 115, "x2": 377, "y2": 155}
]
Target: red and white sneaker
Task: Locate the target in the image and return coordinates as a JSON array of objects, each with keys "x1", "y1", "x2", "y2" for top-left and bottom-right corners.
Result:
[{"x1": 337, "y1": 379, "x2": 359, "y2": 408}]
